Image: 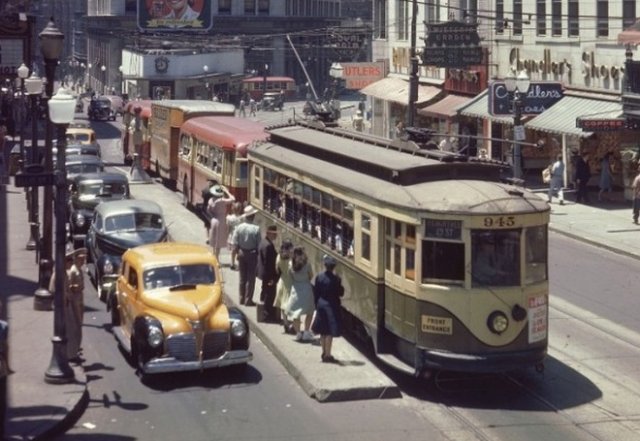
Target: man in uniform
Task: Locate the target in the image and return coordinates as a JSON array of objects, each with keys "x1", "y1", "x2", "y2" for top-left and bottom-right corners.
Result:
[
  {"x1": 232, "y1": 206, "x2": 262, "y2": 306},
  {"x1": 257, "y1": 225, "x2": 278, "y2": 321}
]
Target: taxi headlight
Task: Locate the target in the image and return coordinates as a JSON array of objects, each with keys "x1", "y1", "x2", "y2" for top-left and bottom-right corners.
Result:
[
  {"x1": 147, "y1": 325, "x2": 163, "y2": 348},
  {"x1": 102, "y1": 259, "x2": 114, "y2": 275},
  {"x1": 487, "y1": 311, "x2": 509, "y2": 335},
  {"x1": 230, "y1": 319, "x2": 247, "y2": 339},
  {"x1": 74, "y1": 214, "x2": 85, "y2": 227}
]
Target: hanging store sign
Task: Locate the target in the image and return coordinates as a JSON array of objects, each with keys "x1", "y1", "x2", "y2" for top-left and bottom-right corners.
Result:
[
  {"x1": 340, "y1": 62, "x2": 385, "y2": 90},
  {"x1": 489, "y1": 81, "x2": 563, "y2": 116},
  {"x1": 422, "y1": 21, "x2": 483, "y2": 68},
  {"x1": 0, "y1": 39, "x2": 24, "y2": 75},
  {"x1": 576, "y1": 117, "x2": 626, "y2": 132}
]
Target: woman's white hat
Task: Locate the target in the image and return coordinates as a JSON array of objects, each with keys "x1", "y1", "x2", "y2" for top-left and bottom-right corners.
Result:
[
  {"x1": 209, "y1": 185, "x2": 224, "y2": 197},
  {"x1": 243, "y1": 205, "x2": 258, "y2": 216}
]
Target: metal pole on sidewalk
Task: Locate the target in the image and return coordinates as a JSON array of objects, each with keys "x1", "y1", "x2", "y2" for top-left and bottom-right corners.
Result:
[
  {"x1": 25, "y1": 73, "x2": 43, "y2": 252},
  {"x1": 407, "y1": 0, "x2": 419, "y2": 127}
]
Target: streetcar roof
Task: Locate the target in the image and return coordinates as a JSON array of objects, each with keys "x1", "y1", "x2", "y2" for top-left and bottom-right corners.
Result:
[
  {"x1": 251, "y1": 132, "x2": 549, "y2": 214},
  {"x1": 151, "y1": 100, "x2": 235, "y2": 115},
  {"x1": 180, "y1": 117, "x2": 267, "y2": 154}
]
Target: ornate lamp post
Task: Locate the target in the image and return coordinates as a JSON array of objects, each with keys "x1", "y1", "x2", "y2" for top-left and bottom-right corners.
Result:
[
  {"x1": 504, "y1": 68, "x2": 530, "y2": 180},
  {"x1": 203, "y1": 65, "x2": 210, "y2": 99},
  {"x1": 24, "y1": 72, "x2": 43, "y2": 252},
  {"x1": 262, "y1": 63, "x2": 269, "y2": 99},
  {"x1": 118, "y1": 65, "x2": 123, "y2": 95},
  {"x1": 100, "y1": 65, "x2": 106, "y2": 94},
  {"x1": 87, "y1": 63, "x2": 92, "y2": 91},
  {"x1": 17, "y1": 63, "x2": 29, "y2": 174},
  {"x1": 34, "y1": 18, "x2": 64, "y2": 310},
  {"x1": 44, "y1": 86, "x2": 76, "y2": 384}
]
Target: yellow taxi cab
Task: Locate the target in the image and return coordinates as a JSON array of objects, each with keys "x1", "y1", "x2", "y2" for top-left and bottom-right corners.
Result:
[
  {"x1": 111, "y1": 242, "x2": 252, "y2": 376},
  {"x1": 66, "y1": 126, "x2": 97, "y2": 145}
]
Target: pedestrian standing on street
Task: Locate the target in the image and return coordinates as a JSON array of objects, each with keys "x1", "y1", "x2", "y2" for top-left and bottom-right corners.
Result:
[
  {"x1": 352, "y1": 110, "x2": 364, "y2": 132},
  {"x1": 285, "y1": 246, "x2": 315, "y2": 342},
  {"x1": 232, "y1": 205, "x2": 261, "y2": 306},
  {"x1": 598, "y1": 152, "x2": 614, "y2": 202},
  {"x1": 573, "y1": 151, "x2": 591, "y2": 204},
  {"x1": 226, "y1": 201, "x2": 243, "y2": 270},
  {"x1": 257, "y1": 225, "x2": 279, "y2": 322},
  {"x1": 274, "y1": 240, "x2": 294, "y2": 333},
  {"x1": 238, "y1": 99, "x2": 246, "y2": 117},
  {"x1": 206, "y1": 184, "x2": 236, "y2": 261},
  {"x1": 632, "y1": 164, "x2": 640, "y2": 224},
  {"x1": 548, "y1": 153, "x2": 565, "y2": 205},
  {"x1": 312, "y1": 254, "x2": 344, "y2": 363},
  {"x1": 249, "y1": 98, "x2": 257, "y2": 117},
  {"x1": 66, "y1": 249, "x2": 86, "y2": 362}
]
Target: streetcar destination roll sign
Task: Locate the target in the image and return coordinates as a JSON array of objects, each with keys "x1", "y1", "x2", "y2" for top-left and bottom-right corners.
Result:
[{"x1": 425, "y1": 219, "x2": 462, "y2": 239}]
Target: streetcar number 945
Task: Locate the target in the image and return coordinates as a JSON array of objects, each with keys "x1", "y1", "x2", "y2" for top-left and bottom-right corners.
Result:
[{"x1": 483, "y1": 216, "x2": 516, "y2": 227}]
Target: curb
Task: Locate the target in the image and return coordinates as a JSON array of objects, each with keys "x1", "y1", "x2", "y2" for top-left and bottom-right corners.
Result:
[{"x1": 549, "y1": 225, "x2": 640, "y2": 261}]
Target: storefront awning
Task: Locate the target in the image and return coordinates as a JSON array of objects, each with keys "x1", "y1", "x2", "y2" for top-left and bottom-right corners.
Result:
[
  {"x1": 618, "y1": 20, "x2": 640, "y2": 45},
  {"x1": 417, "y1": 94, "x2": 472, "y2": 118},
  {"x1": 524, "y1": 95, "x2": 622, "y2": 137},
  {"x1": 360, "y1": 76, "x2": 442, "y2": 106},
  {"x1": 455, "y1": 90, "x2": 515, "y2": 125}
]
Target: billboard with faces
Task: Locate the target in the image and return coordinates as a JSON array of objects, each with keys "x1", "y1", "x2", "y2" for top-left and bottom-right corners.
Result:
[{"x1": 138, "y1": 0, "x2": 212, "y2": 31}]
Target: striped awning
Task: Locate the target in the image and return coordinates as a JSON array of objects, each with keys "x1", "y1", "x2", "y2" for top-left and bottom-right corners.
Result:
[
  {"x1": 524, "y1": 95, "x2": 623, "y2": 137},
  {"x1": 360, "y1": 76, "x2": 442, "y2": 106},
  {"x1": 417, "y1": 94, "x2": 472, "y2": 118},
  {"x1": 455, "y1": 90, "x2": 515, "y2": 125}
]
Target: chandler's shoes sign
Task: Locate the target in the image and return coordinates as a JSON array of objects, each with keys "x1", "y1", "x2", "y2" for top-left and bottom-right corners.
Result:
[
  {"x1": 489, "y1": 81, "x2": 563, "y2": 116},
  {"x1": 138, "y1": 0, "x2": 212, "y2": 31}
]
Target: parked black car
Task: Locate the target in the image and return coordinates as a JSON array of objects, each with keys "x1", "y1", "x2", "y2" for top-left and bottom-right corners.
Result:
[
  {"x1": 68, "y1": 173, "x2": 130, "y2": 249},
  {"x1": 88, "y1": 97, "x2": 116, "y2": 121},
  {"x1": 65, "y1": 155, "x2": 105, "y2": 183},
  {"x1": 86, "y1": 200, "x2": 168, "y2": 301}
]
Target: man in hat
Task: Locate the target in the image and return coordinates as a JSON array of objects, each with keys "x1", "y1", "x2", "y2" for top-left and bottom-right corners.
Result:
[
  {"x1": 632, "y1": 164, "x2": 640, "y2": 224},
  {"x1": 232, "y1": 206, "x2": 262, "y2": 306},
  {"x1": 66, "y1": 249, "x2": 86, "y2": 361},
  {"x1": 257, "y1": 225, "x2": 279, "y2": 321}
]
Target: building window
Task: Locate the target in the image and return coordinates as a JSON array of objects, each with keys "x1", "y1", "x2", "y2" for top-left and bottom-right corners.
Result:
[
  {"x1": 597, "y1": 1, "x2": 609, "y2": 37},
  {"x1": 397, "y1": 0, "x2": 409, "y2": 41},
  {"x1": 568, "y1": 0, "x2": 579, "y2": 36},
  {"x1": 551, "y1": 0, "x2": 562, "y2": 36},
  {"x1": 623, "y1": 0, "x2": 636, "y2": 30},
  {"x1": 536, "y1": 0, "x2": 546, "y2": 36},
  {"x1": 374, "y1": 0, "x2": 387, "y2": 39},
  {"x1": 258, "y1": 0, "x2": 269, "y2": 15},
  {"x1": 425, "y1": 0, "x2": 440, "y2": 24},
  {"x1": 218, "y1": 0, "x2": 231, "y2": 15},
  {"x1": 245, "y1": 0, "x2": 256, "y2": 15},
  {"x1": 496, "y1": 0, "x2": 504, "y2": 34},
  {"x1": 513, "y1": 0, "x2": 523, "y2": 35}
]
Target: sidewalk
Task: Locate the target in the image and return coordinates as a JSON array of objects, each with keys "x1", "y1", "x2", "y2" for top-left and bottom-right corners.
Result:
[{"x1": 2, "y1": 164, "x2": 640, "y2": 439}]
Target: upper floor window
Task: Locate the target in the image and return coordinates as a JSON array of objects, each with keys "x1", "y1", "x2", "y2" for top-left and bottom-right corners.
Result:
[
  {"x1": 536, "y1": 0, "x2": 546, "y2": 36},
  {"x1": 513, "y1": 0, "x2": 523, "y2": 35},
  {"x1": 258, "y1": 0, "x2": 269, "y2": 15},
  {"x1": 245, "y1": 0, "x2": 256, "y2": 15},
  {"x1": 597, "y1": 1, "x2": 609, "y2": 37},
  {"x1": 496, "y1": 0, "x2": 504, "y2": 34},
  {"x1": 551, "y1": 0, "x2": 562, "y2": 36},
  {"x1": 374, "y1": 0, "x2": 387, "y2": 39},
  {"x1": 623, "y1": 0, "x2": 636, "y2": 30},
  {"x1": 218, "y1": 0, "x2": 231, "y2": 15},
  {"x1": 568, "y1": 0, "x2": 579, "y2": 36},
  {"x1": 397, "y1": 0, "x2": 409, "y2": 41},
  {"x1": 425, "y1": 0, "x2": 440, "y2": 24}
]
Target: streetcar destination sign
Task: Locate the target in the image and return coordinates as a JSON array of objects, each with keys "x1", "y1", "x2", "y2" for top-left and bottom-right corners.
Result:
[
  {"x1": 14, "y1": 172, "x2": 55, "y2": 188},
  {"x1": 425, "y1": 219, "x2": 462, "y2": 239}
]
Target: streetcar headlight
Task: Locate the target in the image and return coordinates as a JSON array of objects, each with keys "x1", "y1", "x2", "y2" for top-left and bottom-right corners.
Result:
[
  {"x1": 102, "y1": 259, "x2": 114, "y2": 275},
  {"x1": 487, "y1": 311, "x2": 509, "y2": 334},
  {"x1": 147, "y1": 325, "x2": 164, "y2": 348},
  {"x1": 74, "y1": 214, "x2": 85, "y2": 227},
  {"x1": 230, "y1": 319, "x2": 247, "y2": 338}
]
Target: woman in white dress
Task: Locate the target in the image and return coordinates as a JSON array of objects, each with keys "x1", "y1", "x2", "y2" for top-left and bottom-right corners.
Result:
[
  {"x1": 274, "y1": 240, "x2": 294, "y2": 333},
  {"x1": 285, "y1": 246, "x2": 315, "y2": 341}
]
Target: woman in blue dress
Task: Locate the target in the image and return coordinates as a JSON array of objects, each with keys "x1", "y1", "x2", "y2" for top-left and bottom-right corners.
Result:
[{"x1": 311, "y1": 254, "x2": 344, "y2": 363}]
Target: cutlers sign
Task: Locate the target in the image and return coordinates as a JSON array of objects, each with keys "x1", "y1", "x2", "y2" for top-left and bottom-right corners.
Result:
[{"x1": 340, "y1": 62, "x2": 385, "y2": 90}]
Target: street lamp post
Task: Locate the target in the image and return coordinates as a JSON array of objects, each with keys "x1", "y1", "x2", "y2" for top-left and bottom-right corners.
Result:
[
  {"x1": 17, "y1": 63, "x2": 29, "y2": 175},
  {"x1": 101, "y1": 65, "x2": 106, "y2": 95},
  {"x1": 504, "y1": 68, "x2": 530, "y2": 180},
  {"x1": 24, "y1": 72, "x2": 43, "y2": 252},
  {"x1": 44, "y1": 86, "x2": 76, "y2": 384},
  {"x1": 118, "y1": 65, "x2": 123, "y2": 95},
  {"x1": 34, "y1": 18, "x2": 64, "y2": 311},
  {"x1": 262, "y1": 63, "x2": 269, "y2": 99}
]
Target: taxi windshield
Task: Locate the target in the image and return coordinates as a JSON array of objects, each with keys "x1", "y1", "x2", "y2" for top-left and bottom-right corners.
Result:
[{"x1": 143, "y1": 264, "x2": 215, "y2": 290}]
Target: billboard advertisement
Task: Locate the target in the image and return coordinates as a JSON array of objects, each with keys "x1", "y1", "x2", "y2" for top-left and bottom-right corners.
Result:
[{"x1": 138, "y1": 0, "x2": 212, "y2": 32}]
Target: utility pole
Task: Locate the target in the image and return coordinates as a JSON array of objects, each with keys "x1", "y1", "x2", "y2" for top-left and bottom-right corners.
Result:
[{"x1": 407, "y1": 0, "x2": 419, "y2": 127}]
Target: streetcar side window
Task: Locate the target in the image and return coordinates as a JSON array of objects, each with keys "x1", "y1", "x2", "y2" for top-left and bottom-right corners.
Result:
[
  {"x1": 422, "y1": 240, "x2": 465, "y2": 282},
  {"x1": 525, "y1": 226, "x2": 547, "y2": 284},
  {"x1": 361, "y1": 213, "x2": 371, "y2": 261},
  {"x1": 385, "y1": 220, "x2": 416, "y2": 281},
  {"x1": 179, "y1": 134, "x2": 191, "y2": 158},
  {"x1": 471, "y1": 230, "x2": 520, "y2": 287}
]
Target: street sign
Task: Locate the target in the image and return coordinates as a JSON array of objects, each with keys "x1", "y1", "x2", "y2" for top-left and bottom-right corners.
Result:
[
  {"x1": 514, "y1": 125, "x2": 526, "y2": 141},
  {"x1": 422, "y1": 21, "x2": 483, "y2": 68},
  {"x1": 576, "y1": 117, "x2": 626, "y2": 131},
  {"x1": 14, "y1": 172, "x2": 55, "y2": 188},
  {"x1": 488, "y1": 81, "x2": 563, "y2": 116}
]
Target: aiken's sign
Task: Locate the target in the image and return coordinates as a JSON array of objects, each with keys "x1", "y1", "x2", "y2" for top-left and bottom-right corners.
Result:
[{"x1": 340, "y1": 62, "x2": 385, "y2": 90}]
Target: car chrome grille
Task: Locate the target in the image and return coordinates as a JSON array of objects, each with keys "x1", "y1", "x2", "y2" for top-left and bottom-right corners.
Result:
[{"x1": 166, "y1": 331, "x2": 229, "y2": 361}]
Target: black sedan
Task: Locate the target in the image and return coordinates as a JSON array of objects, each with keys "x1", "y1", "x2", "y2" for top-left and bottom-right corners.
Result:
[
  {"x1": 88, "y1": 96, "x2": 116, "y2": 121},
  {"x1": 68, "y1": 172, "x2": 130, "y2": 249},
  {"x1": 86, "y1": 199, "x2": 168, "y2": 301}
]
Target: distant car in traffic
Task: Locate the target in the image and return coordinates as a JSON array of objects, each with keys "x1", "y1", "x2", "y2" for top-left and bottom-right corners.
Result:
[
  {"x1": 111, "y1": 242, "x2": 252, "y2": 376},
  {"x1": 88, "y1": 96, "x2": 116, "y2": 121},
  {"x1": 65, "y1": 142, "x2": 102, "y2": 158},
  {"x1": 65, "y1": 155, "x2": 105, "y2": 183},
  {"x1": 68, "y1": 172, "x2": 130, "y2": 249},
  {"x1": 86, "y1": 199, "x2": 168, "y2": 301},
  {"x1": 66, "y1": 126, "x2": 97, "y2": 145}
]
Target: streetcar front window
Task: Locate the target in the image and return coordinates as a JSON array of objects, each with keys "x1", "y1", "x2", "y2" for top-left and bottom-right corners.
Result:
[
  {"x1": 422, "y1": 241, "x2": 465, "y2": 282},
  {"x1": 471, "y1": 230, "x2": 520, "y2": 287},
  {"x1": 525, "y1": 226, "x2": 548, "y2": 284}
]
